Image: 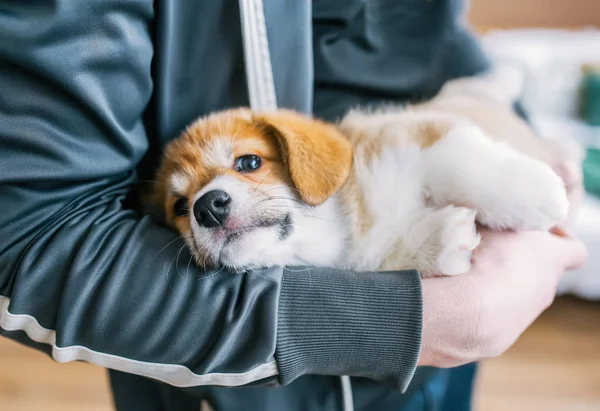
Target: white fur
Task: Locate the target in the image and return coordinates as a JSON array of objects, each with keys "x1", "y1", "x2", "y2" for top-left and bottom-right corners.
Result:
[
  {"x1": 336, "y1": 131, "x2": 484, "y2": 276},
  {"x1": 336, "y1": 114, "x2": 568, "y2": 276},
  {"x1": 202, "y1": 137, "x2": 234, "y2": 168},
  {"x1": 423, "y1": 124, "x2": 569, "y2": 231},
  {"x1": 188, "y1": 175, "x2": 346, "y2": 270},
  {"x1": 170, "y1": 173, "x2": 190, "y2": 194}
]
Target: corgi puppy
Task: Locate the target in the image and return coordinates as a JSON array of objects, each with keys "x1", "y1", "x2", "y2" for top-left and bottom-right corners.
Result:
[{"x1": 153, "y1": 68, "x2": 568, "y2": 276}]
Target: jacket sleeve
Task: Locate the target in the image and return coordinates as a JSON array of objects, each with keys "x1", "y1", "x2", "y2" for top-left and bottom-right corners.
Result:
[{"x1": 0, "y1": 0, "x2": 422, "y2": 391}]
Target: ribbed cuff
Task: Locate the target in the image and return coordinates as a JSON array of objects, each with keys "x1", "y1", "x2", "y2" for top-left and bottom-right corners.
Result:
[{"x1": 275, "y1": 267, "x2": 422, "y2": 392}]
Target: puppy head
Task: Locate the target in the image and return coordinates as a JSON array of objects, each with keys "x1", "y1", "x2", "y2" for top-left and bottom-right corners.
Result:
[{"x1": 154, "y1": 108, "x2": 352, "y2": 269}]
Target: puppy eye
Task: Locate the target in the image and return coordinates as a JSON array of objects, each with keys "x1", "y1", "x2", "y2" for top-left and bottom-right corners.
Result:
[
  {"x1": 173, "y1": 197, "x2": 189, "y2": 217},
  {"x1": 235, "y1": 155, "x2": 262, "y2": 173}
]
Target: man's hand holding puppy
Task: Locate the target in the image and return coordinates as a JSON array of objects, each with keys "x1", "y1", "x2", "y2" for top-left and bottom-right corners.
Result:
[{"x1": 419, "y1": 228, "x2": 587, "y2": 368}]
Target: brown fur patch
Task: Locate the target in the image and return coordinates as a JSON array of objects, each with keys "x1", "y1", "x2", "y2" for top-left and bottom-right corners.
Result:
[{"x1": 254, "y1": 110, "x2": 353, "y2": 206}]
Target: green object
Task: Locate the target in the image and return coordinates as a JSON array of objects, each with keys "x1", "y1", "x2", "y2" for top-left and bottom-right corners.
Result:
[
  {"x1": 582, "y1": 67, "x2": 600, "y2": 126},
  {"x1": 583, "y1": 148, "x2": 600, "y2": 198}
]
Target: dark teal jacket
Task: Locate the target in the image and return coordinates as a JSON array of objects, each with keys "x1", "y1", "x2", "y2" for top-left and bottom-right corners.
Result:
[{"x1": 0, "y1": 1, "x2": 488, "y2": 410}]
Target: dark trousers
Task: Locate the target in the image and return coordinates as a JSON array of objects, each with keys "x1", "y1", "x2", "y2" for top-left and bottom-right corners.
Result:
[
  {"x1": 401, "y1": 363, "x2": 478, "y2": 411},
  {"x1": 109, "y1": 363, "x2": 478, "y2": 411}
]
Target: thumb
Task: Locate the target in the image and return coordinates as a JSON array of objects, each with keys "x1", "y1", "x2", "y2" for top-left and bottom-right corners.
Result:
[{"x1": 552, "y1": 235, "x2": 588, "y2": 271}]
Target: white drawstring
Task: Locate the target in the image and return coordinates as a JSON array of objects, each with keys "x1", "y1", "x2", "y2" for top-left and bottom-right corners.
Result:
[
  {"x1": 238, "y1": 2, "x2": 354, "y2": 410},
  {"x1": 239, "y1": 0, "x2": 278, "y2": 112},
  {"x1": 341, "y1": 375, "x2": 355, "y2": 411}
]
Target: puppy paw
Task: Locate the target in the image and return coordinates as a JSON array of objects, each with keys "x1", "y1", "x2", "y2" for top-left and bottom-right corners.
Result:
[
  {"x1": 524, "y1": 168, "x2": 570, "y2": 230},
  {"x1": 435, "y1": 207, "x2": 481, "y2": 276},
  {"x1": 477, "y1": 159, "x2": 569, "y2": 231}
]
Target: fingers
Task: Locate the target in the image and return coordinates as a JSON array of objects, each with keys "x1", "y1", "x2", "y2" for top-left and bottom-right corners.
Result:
[
  {"x1": 566, "y1": 183, "x2": 585, "y2": 221},
  {"x1": 553, "y1": 235, "x2": 588, "y2": 271},
  {"x1": 476, "y1": 224, "x2": 587, "y2": 272},
  {"x1": 478, "y1": 227, "x2": 587, "y2": 272},
  {"x1": 550, "y1": 226, "x2": 569, "y2": 238},
  {"x1": 553, "y1": 159, "x2": 583, "y2": 188}
]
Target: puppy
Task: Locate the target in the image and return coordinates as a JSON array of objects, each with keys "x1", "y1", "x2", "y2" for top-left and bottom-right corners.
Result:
[{"x1": 153, "y1": 69, "x2": 568, "y2": 276}]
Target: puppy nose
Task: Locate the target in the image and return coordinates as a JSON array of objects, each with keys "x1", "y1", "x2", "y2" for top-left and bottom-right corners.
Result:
[{"x1": 193, "y1": 190, "x2": 231, "y2": 227}]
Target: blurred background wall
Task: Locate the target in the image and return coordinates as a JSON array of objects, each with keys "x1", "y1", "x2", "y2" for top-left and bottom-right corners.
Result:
[
  {"x1": 468, "y1": 2, "x2": 600, "y2": 410},
  {"x1": 469, "y1": 0, "x2": 600, "y2": 29}
]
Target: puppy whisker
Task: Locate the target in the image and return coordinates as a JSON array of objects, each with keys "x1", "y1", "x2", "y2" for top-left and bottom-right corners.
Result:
[
  {"x1": 155, "y1": 236, "x2": 185, "y2": 260},
  {"x1": 212, "y1": 264, "x2": 227, "y2": 277},
  {"x1": 165, "y1": 243, "x2": 187, "y2": 279},
  {"x1": 250, "y1": 168, "x2": 275, "y2": 193},
  {"x1": 259, "y1": 195, "x2": 312, "y2": 209},
  {"x1": 186, "y1": 254, "x2": 194, "y2": 276},
  {"x1": 261, "y1": 204, "x2": 327, "y2": 221},
  {"x1": 260, "y1": 195, "x2": 316, "y2": 216},
  {"x1": 175, "y1": 243, "x2": 188, "y2": 279},
  {"x1": 260, "y1": 185, "x2": 309, "y2": 200}
]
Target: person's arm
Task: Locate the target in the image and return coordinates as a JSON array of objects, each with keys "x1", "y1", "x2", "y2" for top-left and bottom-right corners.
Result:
[{"x1": 0, "y1": 1, "x2": 423, "y2": 391}]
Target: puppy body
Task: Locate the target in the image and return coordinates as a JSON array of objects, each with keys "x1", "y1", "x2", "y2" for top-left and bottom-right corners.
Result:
[
  {"x1": 338, "y1": 109, "x2": 565, "y2": 275},
  {"x1": 154, "y1": 68, "x2": 568, "y2": 276}
]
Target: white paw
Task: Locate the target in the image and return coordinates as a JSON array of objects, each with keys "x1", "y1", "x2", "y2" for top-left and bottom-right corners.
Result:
[
  {"x1": 436, "y1": 207, "x2": 481, "y2": 276},
  {"x1": 523, "y1": 167, "x2": 569, "y2": 230},
  {"x1": 477, "y1": 159, "x2": 569, "y2": 231}
]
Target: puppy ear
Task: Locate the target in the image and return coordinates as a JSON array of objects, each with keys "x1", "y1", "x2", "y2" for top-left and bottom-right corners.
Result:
[{"x1": 254, "y1": 110, "x2": 353, "y2": 206}]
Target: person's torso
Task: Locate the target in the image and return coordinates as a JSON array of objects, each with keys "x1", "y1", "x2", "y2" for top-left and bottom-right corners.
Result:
[
  {"x1": 138, "y1": 0, "x2": 487, "y2": 179},
  {"x1": 131, "y1": 1, "x2": 487, "y2": 409}
]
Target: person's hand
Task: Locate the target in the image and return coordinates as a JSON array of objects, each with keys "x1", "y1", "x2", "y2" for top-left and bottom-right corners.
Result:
[
  {"x1": 549, "y1": 139, "x2": 585, "y2": 225},
  {"x1": 418, "y1": 227, "x2": 587, "y2": 368}
]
